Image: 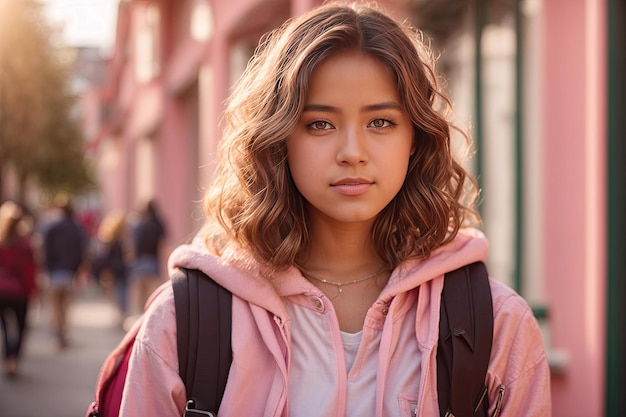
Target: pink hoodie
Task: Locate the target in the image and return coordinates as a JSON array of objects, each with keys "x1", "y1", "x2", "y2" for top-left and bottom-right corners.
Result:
[{"x1": 119, "y1": 229, "x2": 551, "y2": 416}]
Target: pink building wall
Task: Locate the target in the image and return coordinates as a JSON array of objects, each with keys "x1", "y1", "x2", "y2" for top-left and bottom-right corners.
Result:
[{"x1": 542, "y1": 0, "x2": 606, "y2": 416}]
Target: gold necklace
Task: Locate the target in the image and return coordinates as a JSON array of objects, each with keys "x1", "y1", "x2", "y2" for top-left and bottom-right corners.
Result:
[{"x1": 300, "y1": 266, "x2": 387, "y2": 299}]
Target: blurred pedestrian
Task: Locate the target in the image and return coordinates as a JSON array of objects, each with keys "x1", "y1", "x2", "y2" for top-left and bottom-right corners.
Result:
[
  {"x1": 0, "y1": 201, "x2": 38, "y2": 378},
  {"x1": 42, "y1": 195, "x2": 88, "y2": 348},
  {"x1": 127, "y1": 199, "x2": 166, "y2": 326},
  {"x1": 93, "y1": 210, "x2": 130, "y2": 324}
]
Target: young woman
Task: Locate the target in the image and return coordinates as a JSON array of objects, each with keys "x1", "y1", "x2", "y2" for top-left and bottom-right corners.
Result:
[{"x1": 120, "y1": 3, "x2": 551, "y2": 416}]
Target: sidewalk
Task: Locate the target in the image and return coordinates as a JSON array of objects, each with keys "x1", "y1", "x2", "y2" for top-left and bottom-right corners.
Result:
[{"x1": 0, "y1": 282, "x2": 125, "y2": 417}]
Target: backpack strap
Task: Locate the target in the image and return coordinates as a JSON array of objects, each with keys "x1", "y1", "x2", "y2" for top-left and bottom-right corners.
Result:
[
  {"x1": 437, "y1": 261, "x2": 493, "y2": 417},
  {"x1": 172, "y1": 268, "x2": 232, "y2": 417}
]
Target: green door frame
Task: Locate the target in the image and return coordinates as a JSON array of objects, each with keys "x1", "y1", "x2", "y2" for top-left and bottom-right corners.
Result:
[
  {"x1": 513, "y1": 0, "x2": 524, "y2": 295},
  {"x1": 473, "y1": 0, "x2": 486, "y2": 202},
  {"x1": 474, "y1": 0, "x2": 524, "y2": 294},
  {"x1": 606, "y1": 0, "x2": 626, "y2": 415}
]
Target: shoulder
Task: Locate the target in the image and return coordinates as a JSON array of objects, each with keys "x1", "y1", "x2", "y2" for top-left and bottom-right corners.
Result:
[
  {"x1": 123, "y1": 282, "x2": 187, "y2": 415},
  {"x1": 489, "y1": 279, "x2": 532, "y2": 319},
  {"x1": 72, "y1": 219, "x2": 87, "y2": 233},
  {"x1": 16, "y1": 237, "x2": 35, "y2": 258},
  {"x1": 488, "y1": 279, "x2": 549, "y2": 385},
  {"x1": 45, "y1": 220, "x2": 61, "y2": 233},
  {"x1": 139, "y1": 282, "x2": 176, "y2": 337},
  {"x1": 13, "y1": 235, "x2": 33, "y2": 249},
  {"x1": 135, "y1": 283, "x2": 178, "y2": 373}
]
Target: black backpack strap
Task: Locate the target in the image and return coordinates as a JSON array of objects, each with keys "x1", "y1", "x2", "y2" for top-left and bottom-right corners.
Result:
[
  {"x1": 172, "y1": 268, "x2": 232, "y2": 417},
  {"x1": 437, "y1": 261, "x2": 493, "y2": 417}
]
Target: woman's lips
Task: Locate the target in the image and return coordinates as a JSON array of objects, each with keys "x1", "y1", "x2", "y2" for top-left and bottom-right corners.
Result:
[{"x1": 331, "y1": 179, "x2": 373, "y2": 196}]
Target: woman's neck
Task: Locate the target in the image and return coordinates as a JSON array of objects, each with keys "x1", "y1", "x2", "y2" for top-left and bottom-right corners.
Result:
[{"x1": 300, "y1": 221, "x2": 382, "y2": 282}]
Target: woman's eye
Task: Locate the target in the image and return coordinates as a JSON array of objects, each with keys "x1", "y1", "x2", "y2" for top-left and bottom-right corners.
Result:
[
  {"x1": 368, "y1": 118, "x2": 394, "y2": 129},
  {"x1": 308, "y1": 120, "x2": 333, "y2": 131}
]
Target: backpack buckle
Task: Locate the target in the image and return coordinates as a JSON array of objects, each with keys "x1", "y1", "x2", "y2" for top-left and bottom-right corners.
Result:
[{"x1": 184, "y1": 400, "x2": 217, "y2": 417}]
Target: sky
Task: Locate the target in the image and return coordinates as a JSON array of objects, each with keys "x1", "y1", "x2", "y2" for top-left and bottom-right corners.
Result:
[{"x1": 41, "y1": 0, "x2": 119, "y2": 51}]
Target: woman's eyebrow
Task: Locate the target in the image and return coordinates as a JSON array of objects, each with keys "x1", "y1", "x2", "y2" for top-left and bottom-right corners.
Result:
[
  {"x1": 302, "y1": 104, "x2": 339, "y2": 113},
  {"x1": 361, "y1": 101, "x2": 403, "y2": 112},
  {"x1": 302, "y1": 101, "x2": 402, "y2": 113}
]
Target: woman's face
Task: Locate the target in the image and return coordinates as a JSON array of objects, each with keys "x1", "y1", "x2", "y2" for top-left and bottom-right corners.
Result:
[{"x1": 286, "y1": 51, "x2": 414, "y2": 228}]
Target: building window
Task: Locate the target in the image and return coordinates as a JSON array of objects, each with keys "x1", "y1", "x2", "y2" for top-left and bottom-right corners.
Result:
[
  {"x1": 135, "y1": 135, "x2": 155, "y2": 204},
  {"x1": 191, "y1": 0, "x2": 213, "y2": 42},
  {"x1": 411, "y1": 0, "x2": 520, "y2": 291},
  {"x1": 135, "y1": 4, "x2": 160, "y2": 83}
]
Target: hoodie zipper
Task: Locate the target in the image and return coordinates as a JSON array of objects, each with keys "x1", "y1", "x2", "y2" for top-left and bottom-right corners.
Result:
[
  {"x1": 271, "y1": 315, "x2": 290, "y2": 417},
  {"x1": 490, "y1": 385, "x2": 505, "y2": 417}
]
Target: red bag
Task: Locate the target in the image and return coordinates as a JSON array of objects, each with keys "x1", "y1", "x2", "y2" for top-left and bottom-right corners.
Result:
[{"x1": 86, "y1": 316, "x2": 143, "y2": 417}]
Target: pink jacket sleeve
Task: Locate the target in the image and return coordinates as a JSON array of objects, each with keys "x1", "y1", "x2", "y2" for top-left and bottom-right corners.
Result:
[
  {"x1": 487, "y1": 280, "x2": 552, "y2": 416},
  {"x1": 118, "y1": 286, "x2": 187, "y2": 416}
]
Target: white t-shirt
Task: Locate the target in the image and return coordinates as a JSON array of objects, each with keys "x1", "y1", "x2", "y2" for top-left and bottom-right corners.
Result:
[{"x1": 285, "y1": 290, "x2": 421, "y2": 417}]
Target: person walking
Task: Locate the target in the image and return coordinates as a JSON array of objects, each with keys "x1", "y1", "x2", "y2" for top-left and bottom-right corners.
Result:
[
  {"x1": 127, "y1": 200, "x2": 166, "y2": 326},
  {"x1": 42, "y1": 195, "x2": 88, "y2": 348},
  {"x1": 93, "y1": 210, "x2": 130, "y2": 325},
  {"x1": 0, "y1": 201, "x2": 38, "y2": 378}
]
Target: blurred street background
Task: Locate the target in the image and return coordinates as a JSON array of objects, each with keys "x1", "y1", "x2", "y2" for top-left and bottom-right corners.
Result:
[{"x1": 0, "y1": 282, "x2": 123, "y2": 417}]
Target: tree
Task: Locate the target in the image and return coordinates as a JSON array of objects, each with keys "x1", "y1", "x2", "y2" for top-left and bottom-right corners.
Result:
[{"x1": 0, "y1": 0, "x2": 95, "y2": 204}]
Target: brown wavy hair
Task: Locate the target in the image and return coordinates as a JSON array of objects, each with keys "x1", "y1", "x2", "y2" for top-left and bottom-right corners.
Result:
[{"x1": 203, "y1": 2, "x2": 480, "y2": 270}]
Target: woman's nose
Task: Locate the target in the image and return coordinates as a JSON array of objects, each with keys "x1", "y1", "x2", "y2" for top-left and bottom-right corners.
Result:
[{"x1": 336, "y1": 127, "x2": 368, "y2": 165}]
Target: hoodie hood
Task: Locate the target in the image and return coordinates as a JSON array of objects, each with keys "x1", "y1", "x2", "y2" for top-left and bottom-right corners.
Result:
[
  {"x1": 379, "y1": 227, "x2": 489, "y2": 302},
  {"x1": 168, "y1": 236, "x2": 288, "y2": 317},
  {"x1": 168, "y1": 228, "x2": 489, "y2": 317}
]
